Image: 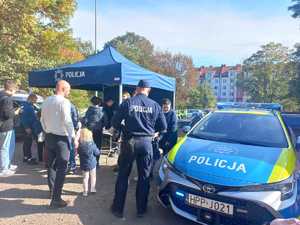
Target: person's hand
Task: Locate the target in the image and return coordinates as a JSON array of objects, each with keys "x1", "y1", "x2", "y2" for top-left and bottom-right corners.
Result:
[
  {"x1": 14, "y1": 107, "x2": 21, "y2": 115},
  {"x1": 154, "y1": 132, "x2": 160, "y2": 138},
  {"x1": 25, "y1": 128, "x2": 32, "y2": 135},
  {"x1": 271, "y1": 218, "x2": 300, "y2": 225}
]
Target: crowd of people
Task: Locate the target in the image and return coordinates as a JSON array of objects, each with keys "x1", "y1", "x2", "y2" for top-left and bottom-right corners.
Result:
[
  {"x1": 0, "y1": 79, "x2": 178, "y2": 214},
  {"x1": 1, "y1": 79, "x2": 299, "y2": 224}
]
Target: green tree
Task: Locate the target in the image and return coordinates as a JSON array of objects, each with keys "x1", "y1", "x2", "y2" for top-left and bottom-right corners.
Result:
[
  {"x1": 150, "y1": 51, "x2": 198, "y2": 106},
  {"x1": 239, "y1": 43, "x2": 295, "y2": 108},
  {"x1": 289, "y1": 0, "x2": 300, "y2": 18},
  {"x1": 0, "y1": 0, "x2": 83, "y2": 87},
  {"x1": 187, "y1": 84, "x2": 216, "y2": 109},
  {"x1": 106, "y1": 32, "x2": 198, "y2": 107},
  {"x1": 105, "y1": 32, "x2": 154, "y2": 69}
]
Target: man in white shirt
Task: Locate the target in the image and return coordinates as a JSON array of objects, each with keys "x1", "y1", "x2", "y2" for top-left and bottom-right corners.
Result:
[{"x1": 41, "y1": 80, "x2": 74, "y2": 208}]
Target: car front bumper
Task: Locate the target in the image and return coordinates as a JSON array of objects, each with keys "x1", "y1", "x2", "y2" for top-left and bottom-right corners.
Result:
[{"x1": 157, "y1": 161, "x2": 299, "y2": 225}]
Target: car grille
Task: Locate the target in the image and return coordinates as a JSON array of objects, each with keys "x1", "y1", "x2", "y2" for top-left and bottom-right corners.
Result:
[{"x1": 168, "y1": 182, "x2": 279, "y2": 225}]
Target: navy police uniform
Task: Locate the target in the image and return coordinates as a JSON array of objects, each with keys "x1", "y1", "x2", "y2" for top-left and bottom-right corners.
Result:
[{"x1": 111, "y1": 80, "x2": 167, "y2": 217}]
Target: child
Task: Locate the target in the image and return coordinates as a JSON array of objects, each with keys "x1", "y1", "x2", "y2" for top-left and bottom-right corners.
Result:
[{"x1": 77, "y1": 128, "x2": 100, "y2": 197}]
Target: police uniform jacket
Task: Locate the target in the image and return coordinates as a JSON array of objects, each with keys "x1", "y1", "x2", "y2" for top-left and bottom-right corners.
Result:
[{"x1": 112, "y1": 93, "x2": 167, "y2": 137}]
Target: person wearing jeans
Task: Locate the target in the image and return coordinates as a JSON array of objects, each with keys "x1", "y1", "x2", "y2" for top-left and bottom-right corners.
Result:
[
  {"x1": 68, "y1": 103, "x2": 79, "y2": 172},
  {"x1": 0, "y1": 130, "x2": 15, "y2": 173},
  {"x1": 0, "y1": 80, "x2": 19, "y2": 176}
]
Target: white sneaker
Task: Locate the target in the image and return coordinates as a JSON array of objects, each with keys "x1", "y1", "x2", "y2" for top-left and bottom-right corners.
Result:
[
  {"x1": 9, "y1": 164, "x2": 18, "y2": 171},
  {"x1": 0, "y1": 169, "x2": 15, "y2": 177},
  {"x1": 83, "y1": 192, "x2": 88, "y2": 197}
]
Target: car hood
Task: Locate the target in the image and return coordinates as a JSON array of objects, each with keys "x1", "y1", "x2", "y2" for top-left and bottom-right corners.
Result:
[{"x1": 168, "y1": 137, "x2": 296, "y2": 187}]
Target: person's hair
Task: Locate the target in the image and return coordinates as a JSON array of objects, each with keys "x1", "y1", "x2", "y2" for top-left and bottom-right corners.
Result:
[
  {"x1": 4, "y1": 80, "x2": 17, "y2": 92},
  {"x1": 122, "y1": 92, "x2": 131, "y2": 99},
  {"x1": 79, "y1": 128, "x2": 94, "y2": 143},
  {"x1": 105, "y1": 98, "x2": 114, "y2": 103},
  {"x1": 27, "y1": 93, "x2": 38, "y2": 102},
  {"x1": 90, "y1": 96, "x2": 101, "y2": 106},
  {"x1": 162, "y1": 98, "x2": 171, "y2": 105}
]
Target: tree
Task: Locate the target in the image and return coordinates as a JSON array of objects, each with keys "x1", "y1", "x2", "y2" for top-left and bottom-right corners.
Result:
[
  {"x1": 150, "y1": 51, "x2": 198, "y2": 106},
  {"x1": 0, "y1": 0, "x2": 85, "y2": 87},
  {"x1": 289, "y1": 0, "x2": 300, "y2": 18},
  {"x1": 105, "y1": 32, "x2": 154, "y2": 69},
  {"x1": 238, "y1": 43, "x2": 295, "y2": 108},
  {"x1": 187, "y1": 84, "x2": 216, "y2": 109},
  {"x1": 106, "y1": 32, "x2": 198, "y2": 106}
]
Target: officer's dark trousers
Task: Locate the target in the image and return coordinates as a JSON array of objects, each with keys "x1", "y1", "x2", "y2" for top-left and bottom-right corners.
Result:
[
  {"x1": 45, "y1": 133, "x2": 70, "y2": 201},
  {"x1": 112, "y1": 136, "x2": 153, "y2": 214}
]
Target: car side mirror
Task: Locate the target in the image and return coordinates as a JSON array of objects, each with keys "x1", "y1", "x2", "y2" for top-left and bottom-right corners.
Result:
[
  {"x1": 296, "y1": 136, "x2": 300, "y2": 152},
  {"x1": 182, "y1": 126, "x2": 191, "y2": 133}
]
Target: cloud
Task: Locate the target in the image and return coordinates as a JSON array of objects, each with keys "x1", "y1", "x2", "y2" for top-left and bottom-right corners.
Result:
[{"x1": 70, "y1": 4, "x2": 300, "y2": 66}]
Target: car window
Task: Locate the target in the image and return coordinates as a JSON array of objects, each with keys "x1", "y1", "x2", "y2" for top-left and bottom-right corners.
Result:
[{"x1": 189, "y1": 112, "x2": 288, "y2": 148}]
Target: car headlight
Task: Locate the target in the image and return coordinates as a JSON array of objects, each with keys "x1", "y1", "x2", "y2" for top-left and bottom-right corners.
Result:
[
  {"x1": 161, "y1": 156, "x2": 183, "y2": 176},
  {"x1": 239, "y1": 175, "x2": 295, "y2": 201}
]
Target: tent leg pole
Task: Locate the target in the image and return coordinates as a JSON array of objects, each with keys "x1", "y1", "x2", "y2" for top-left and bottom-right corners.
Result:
[
  {"x1": 173, "y1": 90, "x2": 176, "y2": 110},
  {"x1": 119, "y1": 84, "x2": 123, "y2": 105}
]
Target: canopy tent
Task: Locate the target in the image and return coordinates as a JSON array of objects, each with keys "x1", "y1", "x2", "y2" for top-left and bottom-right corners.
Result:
[{"x1": 28, "y1": 46, "x2": 176, "y2": 106}]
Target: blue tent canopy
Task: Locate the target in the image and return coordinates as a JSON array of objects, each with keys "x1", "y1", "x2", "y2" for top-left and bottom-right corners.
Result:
[
  {"x1": 29, "y1": 46, "x2": 174, "y2": 89},
  {"x1": 29, "y1": 46, "x2": 176, "y2": 105}
]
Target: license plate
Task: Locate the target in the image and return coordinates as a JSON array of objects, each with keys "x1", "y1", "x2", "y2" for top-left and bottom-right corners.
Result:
[{"x1": 186, "y1": 193, "x2": 234, "y2": 215}]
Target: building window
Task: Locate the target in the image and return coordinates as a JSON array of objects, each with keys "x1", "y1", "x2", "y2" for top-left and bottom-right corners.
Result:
[
  {"x1": 215, "y1": 79, "x2": 219, "y2": 84},
  {"x1": 214, "y1": 86, "x2": 218, "y2": 90},
  {"x1": 222, "y1": 92, "x2": 226, "y2": 96},
  {"x1": 223, "y1": 86, "x2": 227, "y2": 90},
  {"x1": 223, "y1": 79, "x2": 227, "y2": 84}
]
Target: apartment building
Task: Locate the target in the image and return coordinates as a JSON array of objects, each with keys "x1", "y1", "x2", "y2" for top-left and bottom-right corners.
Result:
[{"x1": 197, "y1": 64, "x2": 244, "y2": 102}]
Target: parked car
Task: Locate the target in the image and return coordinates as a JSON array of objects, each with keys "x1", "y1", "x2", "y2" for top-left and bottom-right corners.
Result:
[
  {"x1": 158, "y1": 103, "x2": 300, "y2": 225},
  {"x1": 186, "y1": 109, "x2": 203, "y2": 119}
]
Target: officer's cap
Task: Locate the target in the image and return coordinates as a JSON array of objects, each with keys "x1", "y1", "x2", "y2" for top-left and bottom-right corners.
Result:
[{"x1": 137, "y1": 80, "x2": 150, "y2": 88}]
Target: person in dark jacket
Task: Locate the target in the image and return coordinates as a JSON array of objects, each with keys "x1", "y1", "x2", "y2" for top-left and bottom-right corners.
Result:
[
  {"x1": 83, "y1": 96, "x2": 107, "y2": 167},
  {"x1": 77, "y1": 128, "x2": 100, "y2": 197},
  {"x1": 0, "y1": 80, "x2": 20, "y2": 176},
  {"x1": 103, "y1": 98, "x2": 115, "y2": 129},
  {"x1": 68, "y1": 103, "x2": 79, "y2": 172},
  {"x1": 160, "y1": 98, "x2": 178, "y2": 155},
  {"x1": 20, "y1": 93, "x2": 39, "y2": 164}
]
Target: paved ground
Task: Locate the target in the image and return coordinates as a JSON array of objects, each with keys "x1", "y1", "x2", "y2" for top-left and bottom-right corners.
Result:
[{"x1": 0, "y1": 142, "x2": 195, "y2": 225}]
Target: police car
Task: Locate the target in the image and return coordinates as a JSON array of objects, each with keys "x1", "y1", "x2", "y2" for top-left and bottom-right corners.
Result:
[{"x1": 157, "y1": 103, "x2": 300, "y2": 225}]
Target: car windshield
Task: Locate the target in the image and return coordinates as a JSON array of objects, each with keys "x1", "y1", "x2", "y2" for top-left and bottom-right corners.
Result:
[{"x1": 189, "y1": 112, "x2": 288, "y2": 148}]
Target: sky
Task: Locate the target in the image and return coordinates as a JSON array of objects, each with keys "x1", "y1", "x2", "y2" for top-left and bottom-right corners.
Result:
[{"x1": 70, "y1": 0, "x2": 300, "y2": 67}]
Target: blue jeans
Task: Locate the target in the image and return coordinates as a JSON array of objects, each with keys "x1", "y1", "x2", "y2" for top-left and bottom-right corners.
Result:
[
  {"x1": 69, "y1": 139, "x2": 76, "y2": 168},
  {"x1": 0, "y1": 130, "x2": 15, "y2": 171}
]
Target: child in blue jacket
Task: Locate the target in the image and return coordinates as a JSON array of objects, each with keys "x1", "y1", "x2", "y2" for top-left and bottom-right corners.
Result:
[{"x1": 77, "y1": 128, "x2": 100, "y2": 197}]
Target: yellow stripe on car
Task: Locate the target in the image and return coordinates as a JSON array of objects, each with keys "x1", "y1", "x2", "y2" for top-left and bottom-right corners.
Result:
[
  {"x1": 168, "y1": 136, "x2": 187, "y2": 163},
  {"x1": 268, "y1": 148, "x2": 296, "y2": 183}
]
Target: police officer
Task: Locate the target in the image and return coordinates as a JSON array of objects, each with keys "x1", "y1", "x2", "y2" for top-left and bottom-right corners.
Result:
[{"x1": 110, "y1": 80, "x2": 167, "y2": 218}]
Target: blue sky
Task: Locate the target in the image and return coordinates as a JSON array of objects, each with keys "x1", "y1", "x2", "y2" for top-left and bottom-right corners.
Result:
[{"x1": 71, "y1": 0, "x2": 300, "y2": 66}]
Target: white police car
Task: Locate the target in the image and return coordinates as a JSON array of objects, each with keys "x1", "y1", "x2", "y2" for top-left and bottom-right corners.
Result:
[{"x1": 158, "y1": 103, "x2": 300, "y2": 225}]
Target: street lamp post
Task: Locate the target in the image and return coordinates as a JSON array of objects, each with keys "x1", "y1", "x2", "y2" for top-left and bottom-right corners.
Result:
[
  {"x1": 95, "y1": 0, "x2": 98, "y2": 97},
  {"x1": 94, "y1": 0, "x2": 97, "y2": 53}
]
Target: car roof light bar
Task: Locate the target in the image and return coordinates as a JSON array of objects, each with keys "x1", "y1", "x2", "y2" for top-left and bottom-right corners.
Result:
[{"x1": 216, "y1": 102, "x2": 282, "y2": 111}]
